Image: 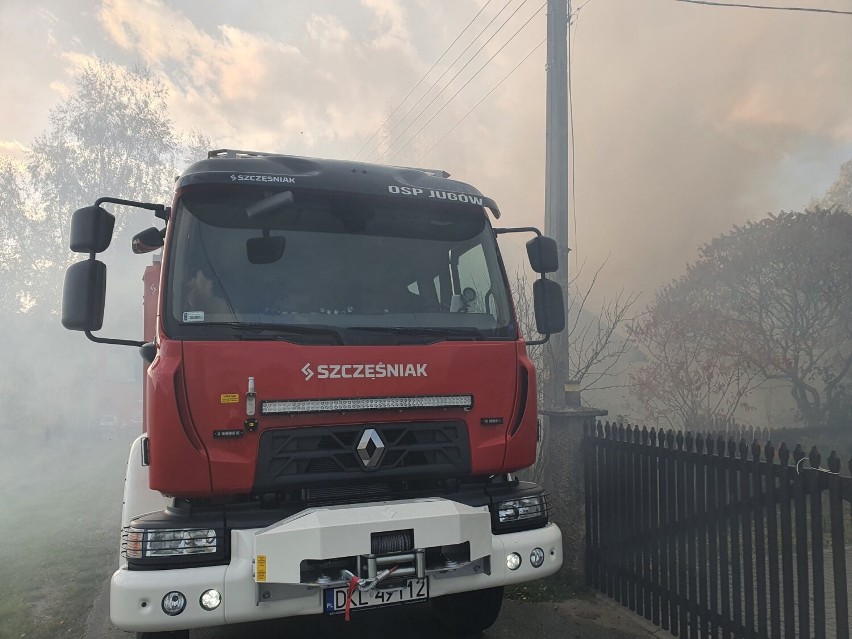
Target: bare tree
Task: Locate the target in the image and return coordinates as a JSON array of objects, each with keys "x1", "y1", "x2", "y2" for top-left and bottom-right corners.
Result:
[
  {"x1": 628, "y1": 285, "x2": 765, "y2": 430},
  {"x1": 629, "y1": 208, "x2": 852, "y2": 430},
  {"x1": 512, "y1": 259, "x2": 639, "y2": 408},
  {"x1": 700, "y1": 209, "x2": 852, "y2": 429}
]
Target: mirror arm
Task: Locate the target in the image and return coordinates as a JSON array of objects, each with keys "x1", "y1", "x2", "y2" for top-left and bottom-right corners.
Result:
[
  {"x1": 94, "y1": 196, "x2": 168, "y2": 219},
  {"x1": 525, "y1": 333, "x2": 551, "y2": 347},
  {"x1": 84, "y1": 330, "x2": 145, "y2": 348},
  {"x1": 494, "y1": 226, "x2": 549, "y2": 284},
  {"x1": 494, "y1": 226, "x2": 542, "y2": 238}
]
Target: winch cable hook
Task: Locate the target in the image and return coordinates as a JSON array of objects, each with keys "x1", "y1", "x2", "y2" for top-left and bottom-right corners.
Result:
[
  {"x1": 343, "y1": 565, "x2": 399, "y2": 621},
  {"x1": 344, "y1": 575, "x2": 360, "y2": 622}
]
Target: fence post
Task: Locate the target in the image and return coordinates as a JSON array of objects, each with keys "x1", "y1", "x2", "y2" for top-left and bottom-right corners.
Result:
[
  {"x1": 540, "y1": 405, "x2": 607, "y2": 583},
  {"x1": 827, "y1": 451, "x2": 849, "y2": 639}
]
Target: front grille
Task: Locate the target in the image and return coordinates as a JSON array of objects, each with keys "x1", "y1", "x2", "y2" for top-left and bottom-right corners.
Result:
[
  {"x1": 254, "y1": 421, "x2": 470, "y2": 491},
  {"x1": 304, "y1": 483, "x2": 393, "y2": 503}
]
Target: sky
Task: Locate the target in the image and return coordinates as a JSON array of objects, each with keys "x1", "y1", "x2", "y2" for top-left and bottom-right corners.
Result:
[{"x1": 1, "y1": 0, "x2": 851, "y2": 300}]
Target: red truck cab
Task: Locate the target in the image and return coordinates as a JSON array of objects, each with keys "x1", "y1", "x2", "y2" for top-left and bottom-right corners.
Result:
[{"x1": 62, "y1": 150, "x2": 565, "y2": 638}]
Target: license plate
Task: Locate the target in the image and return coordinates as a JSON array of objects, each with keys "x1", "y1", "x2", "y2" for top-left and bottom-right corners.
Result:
[{"x1": 324, "y1": 578, "x2": 429, "y2": 614}]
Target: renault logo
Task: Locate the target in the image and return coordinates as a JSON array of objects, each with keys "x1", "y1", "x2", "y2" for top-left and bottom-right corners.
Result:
[{"x1": 357, "y1": 429, "x2": 386, "y2": 469}]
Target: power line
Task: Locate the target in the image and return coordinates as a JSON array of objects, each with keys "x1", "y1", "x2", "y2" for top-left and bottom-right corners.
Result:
[
  {"x1": 417, "y1": 0, "x2": 593, "y2": 168},
  {"x1": 415, "y1": 37, "x2": 547, "y2": 164},
  {"x1": 385, "y1": 2, "x2": 546, "y2": 163},
  {"x1": 372, "y1": 1, "x2": 539, "y2": 163},
  {"x1": 352, "y1": 0, "x2": 496, "y2": 160},
  {"x1": 567, "y1": 0, "x2": 598, "y2": 266},
  {"x1": 353, "y1": 0, "x2": 502, "y2": 159},
  {"x1": 367, "y1": 0, "x2": 525, "y2": 162},
  {"x1": 676, "y1": 0, "x2": 852, "y2": 15},
  {"x1": 359, "y1": 0, "x2": 519, "y2": 162},
  {"x1": 573, "y1": 0, "x2": 598, "y2": 13}
]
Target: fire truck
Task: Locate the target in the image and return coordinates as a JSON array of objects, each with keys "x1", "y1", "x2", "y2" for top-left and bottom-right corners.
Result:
[{"x1": 62, "y1": 150, "x2": 565, "y2": 638}]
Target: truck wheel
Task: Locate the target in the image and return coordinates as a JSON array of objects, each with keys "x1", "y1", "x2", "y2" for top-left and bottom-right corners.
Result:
[
  {"x1": 431, "y1": 586, "x2": 504, "y2": 635},
  {"x1": 136, "y1": 632, "x2": 189, "y2": 639}
]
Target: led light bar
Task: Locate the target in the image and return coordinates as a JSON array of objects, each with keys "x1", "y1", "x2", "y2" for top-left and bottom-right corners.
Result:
[{"x1": 261, "y1": 394, "x2": 473, "y2": 415}]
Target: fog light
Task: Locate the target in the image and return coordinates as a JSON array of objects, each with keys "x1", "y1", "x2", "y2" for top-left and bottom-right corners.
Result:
[
  {"x1": 161, "y1": 591, "x2": 186, "y2": 616},
  {"x1": 200, "y1": 589, "x2": 221, "y2": 611},
  {"x1": 507, "y1": 552, "x2": 522, "y2": 570},
  {"x1": 530, "y1": 547, "x2": 545, "y2": 568}
]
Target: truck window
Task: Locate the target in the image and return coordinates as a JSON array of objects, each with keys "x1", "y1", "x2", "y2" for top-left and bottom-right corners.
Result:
[
  {"x1": 456, "y1": 243, "x2": 495, "y2": 317},
  {"x1": 164, "y1": 186, "x2": 515, "y2": 343}
]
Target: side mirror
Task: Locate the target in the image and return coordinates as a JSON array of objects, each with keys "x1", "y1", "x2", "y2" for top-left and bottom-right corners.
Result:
[
  {"x1": 246, "y1": 235, "x2": 286, "y2": 264},
  {"x1": 70, "y1": 206, "x2": 115, "y2": 253},
  {"x1": 526, "y1": 236, "x2": 559, "y2": 274},
  {"x1": 533, "y1": 278, "x2": 565, "y2": 335},
  {"x1": 132, "y1": 227, "x2": 165, "y2": 254},
  {"x1": 62, "y1": 260, "x2": 107, "y2": 331}
]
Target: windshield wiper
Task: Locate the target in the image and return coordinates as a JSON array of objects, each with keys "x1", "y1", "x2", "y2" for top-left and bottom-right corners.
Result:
[
  {"x1": 349, "y1": 326, "x2": 486, "y2": 341},
  {"x1": 183, "y1": 322, "x2": 345, "y2": 344}
]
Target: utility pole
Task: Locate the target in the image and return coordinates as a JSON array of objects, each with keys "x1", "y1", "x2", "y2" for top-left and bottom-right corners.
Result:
[
  {"x1": 540, "y1": 5, "x2": 606, "y2": 584},
  {"x1": 544, "y1": 0, "x2": 571, "y2": 408}
]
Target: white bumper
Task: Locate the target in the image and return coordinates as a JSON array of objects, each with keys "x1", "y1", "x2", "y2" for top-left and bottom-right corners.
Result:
[{"x1": 110, "y1": 498, "x2": 562, "y2": 632}]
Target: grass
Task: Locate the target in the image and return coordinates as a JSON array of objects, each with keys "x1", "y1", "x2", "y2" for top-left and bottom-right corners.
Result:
[
  {"x1": 0, "y1": 526, "x2": 116, "y2": 637},
  {"x1": 505, "y1": 577, "x2": 592, "y2": 603},
  {"x1": 0, "y1": 429, "x2": 132, "y2": 638}
]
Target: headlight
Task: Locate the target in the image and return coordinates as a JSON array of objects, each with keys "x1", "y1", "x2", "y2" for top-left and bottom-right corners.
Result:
[
  {"x1": 123, "y1": 527, "x2": 218, "y2": 559},
  {"x1": 496, "y1": 495, "x2": 547, "y2": 524}
]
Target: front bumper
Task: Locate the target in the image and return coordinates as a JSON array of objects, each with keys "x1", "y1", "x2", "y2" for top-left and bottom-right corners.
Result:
[{"x1": 110, "y1": 498, "x2": 562, "y2": 632}]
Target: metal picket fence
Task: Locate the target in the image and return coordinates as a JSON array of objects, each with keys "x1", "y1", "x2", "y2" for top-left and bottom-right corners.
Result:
[{"x1": 583, "y1": 421, "x2": 851, "y2": 639}]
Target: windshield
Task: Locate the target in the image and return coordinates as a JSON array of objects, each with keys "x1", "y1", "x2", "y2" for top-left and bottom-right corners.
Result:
[{"x1": 164, "y1": 185, "x2": 515, "y2": 344}]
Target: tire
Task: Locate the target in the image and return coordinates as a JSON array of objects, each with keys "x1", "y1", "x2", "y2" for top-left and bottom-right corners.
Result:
[
  {"x1": 431, "y1": 586, "x2": 504, "y2": 636},
  {"x1": 136, "y1": 631, "x2": 189, "y2": 639}
]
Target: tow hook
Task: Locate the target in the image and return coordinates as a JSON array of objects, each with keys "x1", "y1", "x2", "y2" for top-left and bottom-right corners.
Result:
[
  {"x1": 340, "y1": 566, "x2": 398, "y2": 593},
  {"x1": 340, "y1": 566, "x2": 398, "y2": 621}
]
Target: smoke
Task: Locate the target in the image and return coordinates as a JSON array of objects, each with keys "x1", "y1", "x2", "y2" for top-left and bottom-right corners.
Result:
[
  {"x1": 0, "y1": 2, "x2": 848, "y2": 436},
  {"x1": 414, "y1": 1, "x2": 852, "y2": 299},
  {"x1": 5, "y1": 1, "x2": 850, "y2": 299},
  {"x1": 1, "y1": 1, "x2": 850, "y2": 632},
  {"x1": 566, "y1": 1, "x2": 852, "y2": 296},
  {"x1": 0, "y1": 174, "x2": 148, "y2": 638}
]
